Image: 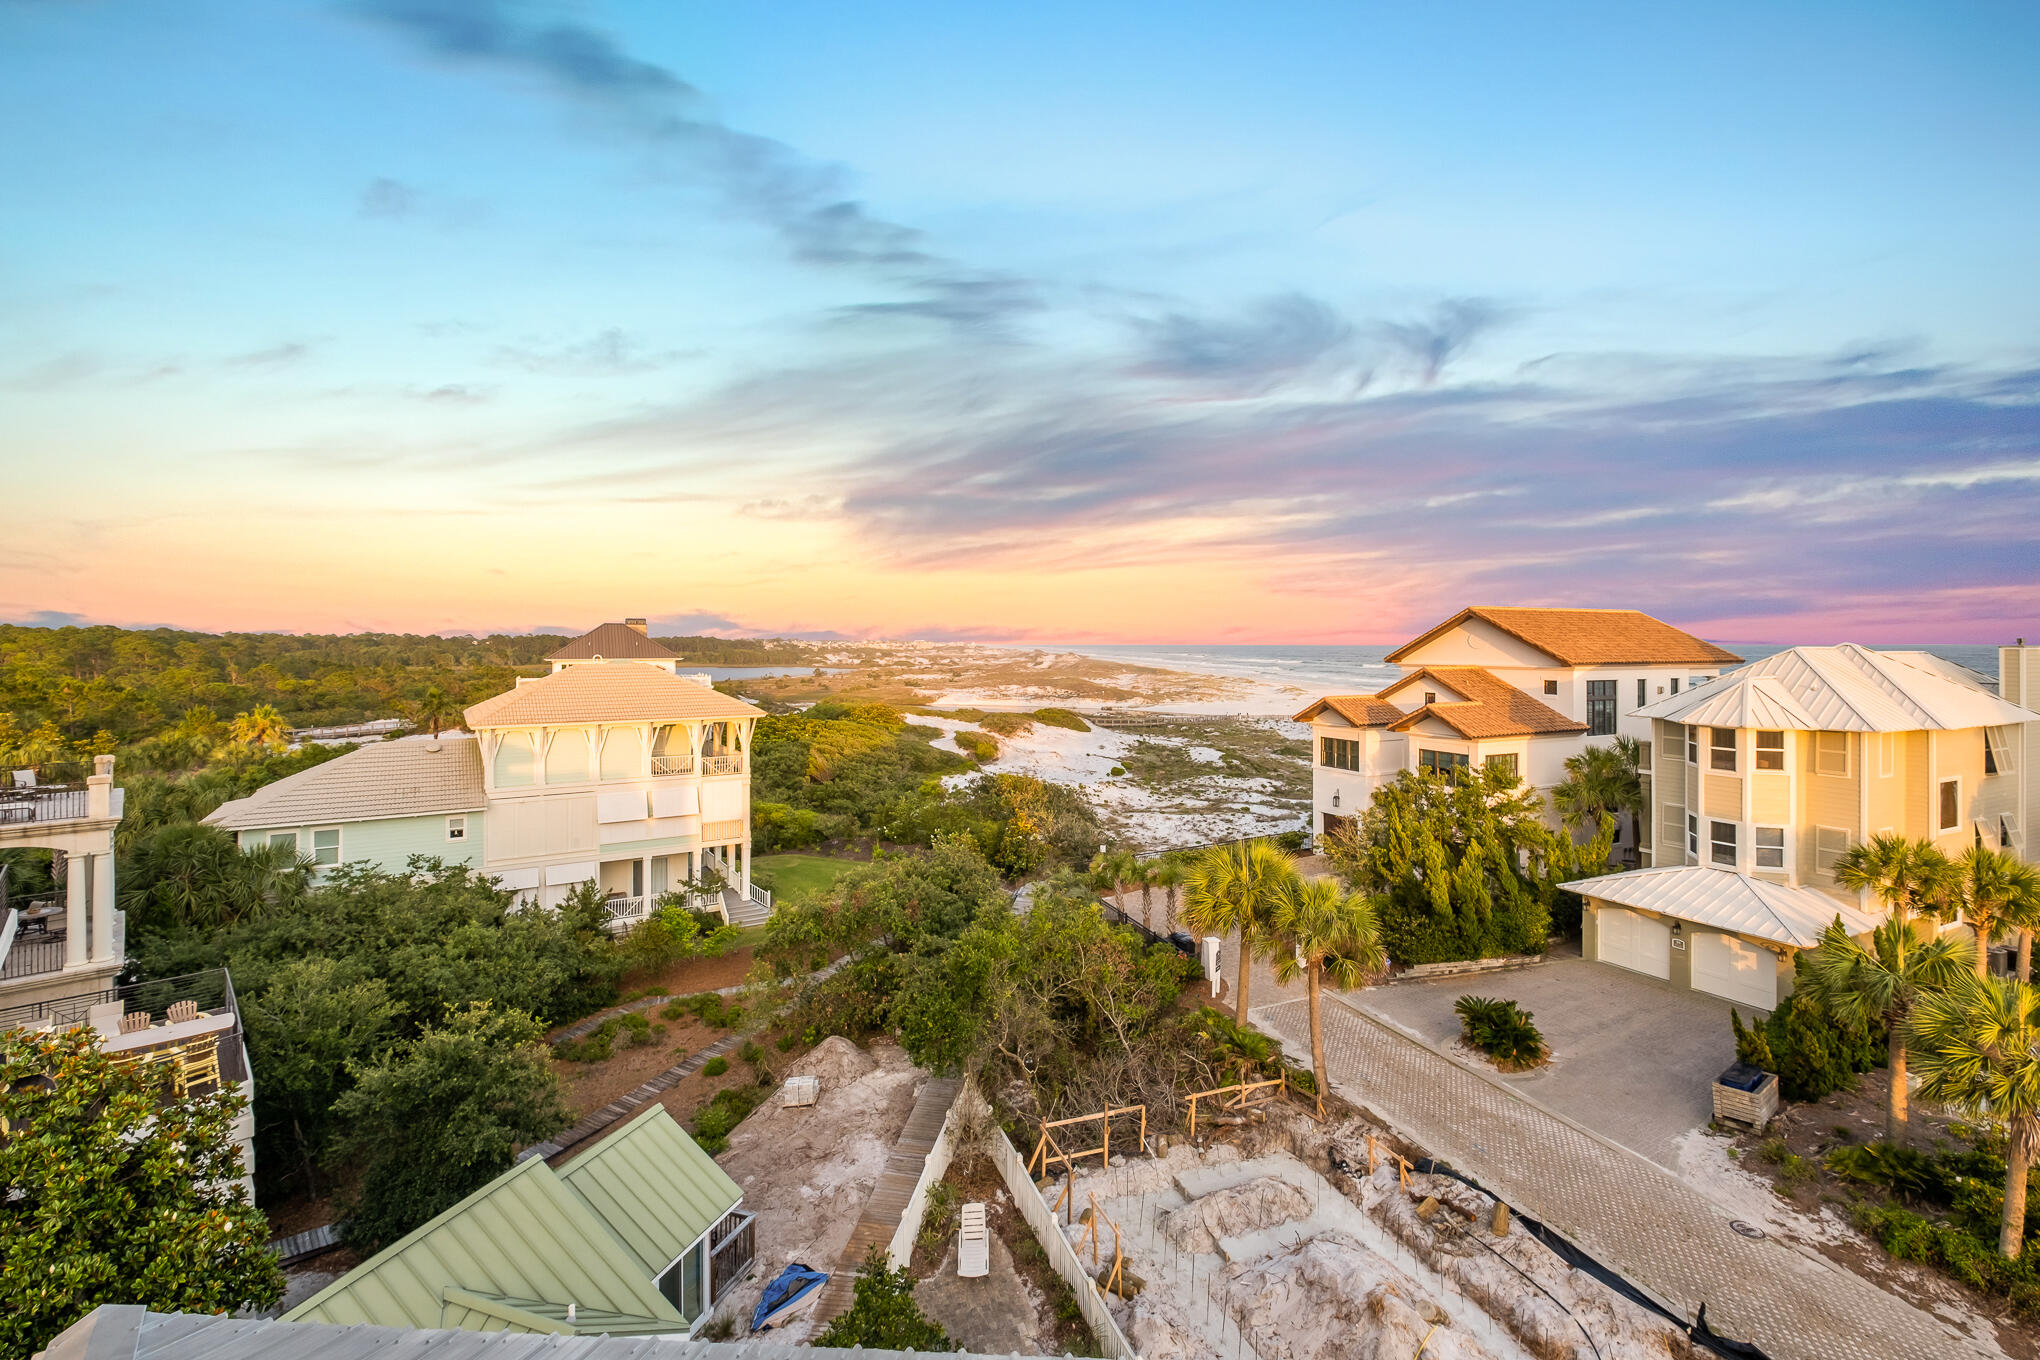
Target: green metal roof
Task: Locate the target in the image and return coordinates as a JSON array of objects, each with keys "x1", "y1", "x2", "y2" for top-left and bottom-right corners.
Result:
[
  {"x1": 560, "y1": 1103, "x2": 744, "y2": 1277},
  {"x1": 284, "y1": 1107, "x2": 740, "y2": 1335}
]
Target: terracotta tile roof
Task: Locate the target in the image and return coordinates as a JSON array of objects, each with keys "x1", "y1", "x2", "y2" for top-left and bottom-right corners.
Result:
[
  {"x1": 1386, "y1": 607, "x2": 1742, "y2": 667},
  {"x1": 1292, "y1": 695, "x2": 1406, "y2": 726},
  {"x1": 203, "y1": 738, "x2": 484, "y2": 830},
  {"x1": 1384, "y1": 667, "x2": 1588, "y2": 739},
  {"x1": 464, "y1": 662, "x2": 763, "y2": 729},
  {"x1": 545, "y1": 622, "x2": 680, "y2": 663}
]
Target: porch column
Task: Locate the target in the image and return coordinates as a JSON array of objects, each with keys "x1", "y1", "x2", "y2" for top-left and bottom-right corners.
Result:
[
  {"x1": 641, "y1": 854, "x2": 654, "y2": 908},
  {"x1": 65, "y1": 853, "x2": 89, "y2": 968},
  {"x1": 92, "y1": 851, "x2": 116, "y2": 961}
]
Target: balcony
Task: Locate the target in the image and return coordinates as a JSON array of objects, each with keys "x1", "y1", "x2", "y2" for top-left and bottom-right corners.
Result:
[
  {"x1": 0, "y1": 968, "x2": 250, "y2": 1095},
  {"x1": 651, "y1": 753, "x2": 696, "y2": 776},
  {"x1": 701, "y1": 753, "x2": 743, "y2": 776},
  {"x1": 0, "y1": 785, "x2": 91, "y2": 827},
  {"x1": 708, "y1": 1209, "x2": 757, "y2": 1304},
  {"x1": 602, "y1": 894, "x2": 650, "y2": 927}
]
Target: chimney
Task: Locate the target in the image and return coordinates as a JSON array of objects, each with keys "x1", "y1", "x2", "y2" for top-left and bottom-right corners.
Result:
[{"x1": 624, "y1": 618, "x2": 648, "y2": 635}]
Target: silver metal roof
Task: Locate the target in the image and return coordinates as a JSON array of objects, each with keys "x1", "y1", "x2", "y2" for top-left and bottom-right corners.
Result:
[
  {"x1": 1635, "y1": 644, "x2": 2033, "y2": 733},
  {"x1": 1560, "y1": 864, "x2": 1878, "y2": 948}
]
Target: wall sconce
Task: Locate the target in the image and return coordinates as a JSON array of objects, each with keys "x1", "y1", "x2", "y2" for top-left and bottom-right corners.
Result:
[
  {"x1": 1331, "y1": 791, "x2": 1341, "y2": 808},
  {"x1": 1670, "y1": 920, "x2": 1683, "y2": 935}
]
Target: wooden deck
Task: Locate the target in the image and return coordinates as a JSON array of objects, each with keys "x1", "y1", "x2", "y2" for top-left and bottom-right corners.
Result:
[{"x1": 808, "y1": 1075, "x2": 962, "y2": 1327}]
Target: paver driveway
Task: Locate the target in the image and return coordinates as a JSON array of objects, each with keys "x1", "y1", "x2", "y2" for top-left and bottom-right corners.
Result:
[
  {"x1": 1256, "y1": 993, "x2": 1981, "y2": 1360},
  {"x1": 1337, "y1": 951, "x2": 1741, "y2": 1167}
]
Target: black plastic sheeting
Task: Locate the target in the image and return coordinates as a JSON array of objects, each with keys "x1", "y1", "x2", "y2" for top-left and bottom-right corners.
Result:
[{"x1": 1404, "y1": 1155, "x2": 1775, "y2": 1360}]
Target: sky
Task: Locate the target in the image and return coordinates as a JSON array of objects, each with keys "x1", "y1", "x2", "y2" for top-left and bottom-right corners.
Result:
[{"x1": 3, "y1": 1, "x2": 2037, "y2": 645}]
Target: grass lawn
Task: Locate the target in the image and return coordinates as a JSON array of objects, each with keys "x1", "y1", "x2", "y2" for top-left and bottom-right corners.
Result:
[{"x1": 751, "y1": 853, "x2": 861, "y2": 901}]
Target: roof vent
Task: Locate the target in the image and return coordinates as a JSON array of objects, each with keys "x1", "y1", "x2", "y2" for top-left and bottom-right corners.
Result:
[{"x1": 625, "y1": 618, "x2": 648, "y2": 635}]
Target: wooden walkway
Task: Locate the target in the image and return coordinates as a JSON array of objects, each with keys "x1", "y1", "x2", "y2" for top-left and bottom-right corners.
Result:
[
  {"x1": 809, "y1": 1076, "x2": 962, "y2": 1326},
  {"x1": 517, "y1": 1031, "x2": 747, "y2": 1165}
]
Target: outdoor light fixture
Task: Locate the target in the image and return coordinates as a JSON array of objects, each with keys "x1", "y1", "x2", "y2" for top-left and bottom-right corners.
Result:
[{"x1": 1332, "y1": 791, "x2": 1340, "y2": 808}]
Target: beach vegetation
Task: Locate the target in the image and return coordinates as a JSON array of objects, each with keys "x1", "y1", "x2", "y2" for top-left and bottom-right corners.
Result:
[
  {"x1": 1032, "y1": 707, "x2": 1092, "y2": 732},
  {"x1": 953, "y1": 730, "x2": 999, "y2": 762},
  {"x1": 1182, "y1": 839, "x2": 1297, "y2": 1025},
  {"x1": 1453, "y1": 995, "x2": 1547, "y2": 1070},
  {"x1": 1905, "y1": 974, "x2": 2040, "y2": 1256},
  {"x1": 1730, "y1": 982, "x2": 1884, "y2": 1102}
]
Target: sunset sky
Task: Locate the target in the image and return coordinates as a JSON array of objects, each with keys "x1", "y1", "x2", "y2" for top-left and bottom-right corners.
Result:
[{"x1": 4, "y1": 2, "x2": 2037, "y2": 643}]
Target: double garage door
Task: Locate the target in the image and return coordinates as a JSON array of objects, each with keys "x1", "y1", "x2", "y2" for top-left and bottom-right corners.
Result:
[{"x1": 1596, "y1": 907, "x2": 1778, "y2": 1010}]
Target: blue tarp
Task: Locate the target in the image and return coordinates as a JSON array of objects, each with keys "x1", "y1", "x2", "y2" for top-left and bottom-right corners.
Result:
[{"x1": 751, "y1": 1262, "x2": 828, "y2": 1332}]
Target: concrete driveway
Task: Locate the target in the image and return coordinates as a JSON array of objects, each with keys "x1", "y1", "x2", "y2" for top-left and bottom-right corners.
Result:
[{"x1": 1335, "y1": 948, "x2": 1742, "y2": 1168}]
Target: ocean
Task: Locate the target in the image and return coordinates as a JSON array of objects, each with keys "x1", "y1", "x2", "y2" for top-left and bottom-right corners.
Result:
[{"x1": 1029, "y1": 641, "x2": 2004, "y2": 693}]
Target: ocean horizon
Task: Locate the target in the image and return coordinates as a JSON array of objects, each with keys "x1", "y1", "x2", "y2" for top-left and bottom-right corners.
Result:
[{"x1": 1014, "y1": 641, "x2": 2006, "y2": 695}]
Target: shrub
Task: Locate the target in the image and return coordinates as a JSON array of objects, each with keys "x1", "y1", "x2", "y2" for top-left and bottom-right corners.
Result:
[
  {"x1": 917, "y1": 1180, "x2": 961, "y2": 1256},
  {"x1": 702, "y1": 1056, "x2": 730, "y2": 1077},
  {"x1": 955, "y1": 731, "x2": 998, "y2": 762},
  {"x1": 980, "y1": 712, "x2": 1035, "y2": 737},
  {"x1": 738, "y1": 1039, "x2": 764, "y2": 1065},
  {"x1": 690, "y1": 1081, "x2": 773, "y2": 1154},
  {"x1": 1854, "y1": 1202, "x2": 2040, "y2": 1315},
  {"x1": 662, "y1": 991, "x2": 745, "y2": 1029},
  {"x1": 1729, "y1": 983, "x2": 1882, "y2": 1102},
  {"x1": 554, "y1": 1009, "x2": 661, "y2": 1063},
  {"x1": 1109, "y1": 765, "x2": 1125, "y2": 777},
  {"x1": 1453, "y1": 995, "x2": 1546, "y2": 1069},
  {"x1": 776, "y1": 1030, "x2": 802, "y2": 1052},
  {"x1": 1032, "y1": 708, "x2": 1091, "y2": 732},
  {"x1": 815, "y1": 1248, "x2": 954, "y2": 1350},
  {"x1": 1274, "y1": 829, "x2": 1308, "y2": 853}
]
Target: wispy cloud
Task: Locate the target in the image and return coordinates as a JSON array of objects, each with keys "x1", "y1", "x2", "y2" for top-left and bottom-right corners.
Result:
[
  {"x1": 493, "y1": 328, "x2": 693, "y2": 376},
  {"x1": 359, "y1": 176, "x2": 416, "y2": 218}
]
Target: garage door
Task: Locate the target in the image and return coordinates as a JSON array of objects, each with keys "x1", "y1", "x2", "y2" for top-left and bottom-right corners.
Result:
[
  {"x1": 1691, "y1": 932, "x2": 1777, "y2": 1010},
  {"x1": 1597, "y1": 906, "x2": 1671, "y2": 980}
]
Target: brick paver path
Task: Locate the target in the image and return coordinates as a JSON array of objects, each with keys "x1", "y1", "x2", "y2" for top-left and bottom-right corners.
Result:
[{"x1": 1257, "y1": 995, "x2": 1981, "y2": 1360}]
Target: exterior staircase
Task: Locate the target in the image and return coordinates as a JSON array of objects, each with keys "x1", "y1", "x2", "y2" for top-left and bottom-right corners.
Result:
[{"x1": 723, "y1": 883, "x2": 773, "y2": 927}]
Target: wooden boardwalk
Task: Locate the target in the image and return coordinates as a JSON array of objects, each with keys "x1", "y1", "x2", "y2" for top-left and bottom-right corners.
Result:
[
  {"x1": 517, "y1": 1031, "x2": 747, "y2": 1165},
  {"x1": 809, "y1": 1076, "x2": 962, "y2": 1326}
]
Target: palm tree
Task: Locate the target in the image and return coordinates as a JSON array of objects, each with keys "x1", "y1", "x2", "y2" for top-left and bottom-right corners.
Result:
[
  {"x1": 1906, "y1": 974, "x2": 2040, "y2": 1257},
  {"x1": 1833, "y1": 833, "x2": 1956, "y2": 930},
  {"x1": 1950, "y1": 846, "x2": 2040, "y2": 979},
  {"x1": 1132, "y1": 858, "x2": 1161, "y2": 931},
  {"x1": 1153, "y1": 857, "x2": 1187, "y2": 931},
  {"x1": 1801, "y1": 915, "x2": 1974, "y2": 1142},
  {"x1": 1087, "y1": 848, "x2": 1142, "y2": 924},
  {"x1": 1182, "y1": 839, "x2": 1299, "y2": 1026},
  {"x1": 1271, "y1": 876, "x2": 1384, "y2": 1116},
  {"x1": 412, "y1": 686, "x2": 461, "y2": 739},
  {"x1": 1550, "y1": 738, "x2": 1643, "y2": 857},
  {"x1": 228, "y1": 704, "x2": 292, "y2": 753}
]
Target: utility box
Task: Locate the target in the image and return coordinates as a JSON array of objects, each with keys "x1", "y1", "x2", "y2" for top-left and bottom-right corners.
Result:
[{"x1": 1711, "y1": 1063, "x2": 1779, "y2": 1132}]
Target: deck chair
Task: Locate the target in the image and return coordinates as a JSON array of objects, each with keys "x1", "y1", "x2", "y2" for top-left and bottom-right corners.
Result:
[
  {"x1": 174, "y1": 1035, "x2": 223, "y2": 1097},
  {"x1": 957, "y1": 1202, "x2": 990, "y2": 1278},
  {"x1": 166, "y1": 999, "x2": 200, "y2": 1024},
  {"x1": 118, "y1": 1011, "x2": 153, "y2": 1035}
]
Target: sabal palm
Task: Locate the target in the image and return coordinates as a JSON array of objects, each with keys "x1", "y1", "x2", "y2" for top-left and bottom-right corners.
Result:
[
  {"x1": 413, "y1": 686, "x2": 460, "y2": 739},
  {"x1": 1153, "y1": 858, "x2": 1186, "y2": 931},
  {"x1": 1833, "y1": 833, "x2": 1956, "y2": 928},
  {"x1": 1182, "y1": 839, "x2": 1299, "y2": 1025},
  {"x1": 228, "y1": 704, "x2": 291, "y2": 753},
  {"x1": 1950, "y1": 846, "x2": 2040, "y2": 979},
  {"x1": 1087, "y1": 848, "x2": 1141, "y2": 916},
  {"x1": 1906, "y1": 974, "x2": 2040, "y2": 1256},
  {"x1": 1801, "y1": 915, "x2": 1974, "y2": 1142},
  {"x1": 1271, "y1": 877, "x2": 1384, "y2": 1116},
  {"x1": 1550, "y1": 738, "x2": 1643, "y2": 849}
]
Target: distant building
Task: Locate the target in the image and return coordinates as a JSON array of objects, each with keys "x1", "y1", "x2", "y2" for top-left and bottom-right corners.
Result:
[
  {"x1": 285, "y1": 1106, "x2": 755, "y2": 1336},
  {"x1": 1295, "y1": 607, "x2": 1741, "y2": 858},
  {"x1": 204, "y1": 620, "x2": 770, "y2": 928}
]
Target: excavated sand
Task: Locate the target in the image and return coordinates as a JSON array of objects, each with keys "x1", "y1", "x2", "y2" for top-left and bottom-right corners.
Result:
[
  {"x1": 1159, "y1": 1175, "x2": 1314, "y2": 1255},
  {"x1": 710, "y1": 1038, "x2": 924, "y2": 1340},
  {"x1": 1221, "y1": 1232, "x2": 1497, "y2": 1360}
]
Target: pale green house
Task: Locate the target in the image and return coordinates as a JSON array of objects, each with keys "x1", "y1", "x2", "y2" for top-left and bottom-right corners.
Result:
[{"x1": 285, "y1": 1105, "x2": 755, "y2": 1335}]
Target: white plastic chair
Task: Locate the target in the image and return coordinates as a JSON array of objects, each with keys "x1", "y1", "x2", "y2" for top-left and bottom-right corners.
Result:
[{"x1": 957, "y1": 1202, "x2": 989, "y2": 1278}]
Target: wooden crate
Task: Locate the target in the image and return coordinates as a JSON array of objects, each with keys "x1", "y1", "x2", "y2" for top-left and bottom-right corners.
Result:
[{"x1": 1712, "y1": 1071, "x2": 1779, "y2": 1131}]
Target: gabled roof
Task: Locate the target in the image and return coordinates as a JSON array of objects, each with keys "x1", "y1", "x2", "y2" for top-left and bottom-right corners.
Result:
[
  {"x1": 1387, "y1": 607, "x2": 1742, "y2": 667},
  {"x1": 465, "y1": 662, "x2": 764, "y2": 729},
  {"x1": 558, "y1": 1104, "x2": 744, "y2": 1278},
  {"x1": 1561, "y1": 864, "x2": 1878, "y2": 948},
  {"x1": 1292, "y1": 694, "x2": 1406, "y2": 727},
  {"x1": 284, "y1": 1107, "x2": 739, "y2": 1335},
  {"x1": 202, "y1": 738, "x2": 484, "y2": 831},
  {"x1": 546, "y1": 622, "x2": 680, "y2": 662},
  {"x1": 1636, "y1": 645, "x2": 2037, "y2": 733},
  {"x1": 1382, "y1": 667, "x2": 1587, "y2": 739}
]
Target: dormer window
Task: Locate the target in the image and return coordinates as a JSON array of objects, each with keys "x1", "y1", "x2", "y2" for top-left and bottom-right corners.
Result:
[{"x1": 1423, "y1": 691, "x2": 1437, "y2": 705}]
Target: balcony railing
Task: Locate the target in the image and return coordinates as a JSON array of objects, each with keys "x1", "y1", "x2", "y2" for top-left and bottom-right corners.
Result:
[
  {"x1": 0, "y1": 921, "x2": 68, "y2": 981},
  {"x1": 603, "y1": 894, "x2": 650, "y2": 927},
  {"x1": 651, "y1": 753, "x2": 695, "y2": 776},
  {"x1": 0, "y1": 968, "x2": 250, "y2": 1092},
  {"x1": 708, "y1": 1209, "x2": 757, "y2": 1304},
  {"x1": 0, "y1": 785, "x2": 90, "y2": 827},
  {"x1": 701, "y1": 753, "x2": 742, "y2": 776}
]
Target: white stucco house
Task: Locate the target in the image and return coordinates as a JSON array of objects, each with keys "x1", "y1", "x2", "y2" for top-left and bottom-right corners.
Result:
[{"x1": 204, "y1": 621, "x2": 769, "y2": 929}]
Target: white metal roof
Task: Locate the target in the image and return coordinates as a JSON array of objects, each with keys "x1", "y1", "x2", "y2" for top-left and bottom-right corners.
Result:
[
  {"x1": 1560, "y1": 864, "x2": 1878, "y2": 948},
  {"x1": 1634, "y1": 644, "x2": 2033, "y2": 733}
]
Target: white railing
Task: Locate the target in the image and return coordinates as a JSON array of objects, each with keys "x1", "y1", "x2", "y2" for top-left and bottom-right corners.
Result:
[
  {"x1": 0, "y1": 909, "x2": 15, "y2": 977},
  {"x1": 651, "y1": 754, "x2": 695, "y2": 775},
  {"x1": 747, "y1": 883, "x2": 773, "y2": 913},
  {"x1": 602, "y1": 895, "x2": 649, "y2": 927},
  {"x1": 701, "y1": 753, "x2": 743, "y2": 776}
]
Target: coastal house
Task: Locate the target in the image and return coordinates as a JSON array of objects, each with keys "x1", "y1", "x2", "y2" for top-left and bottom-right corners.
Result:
[
  {"x1": 1296, "y1": 607, "x2": 1741, "y2": 853},
  {"x1": 285, "y1": 1105, "x2": 756, "y2": 1336},
  {"x1": 1, "y1": 758, "x2": 257, "y2": 1190},
  {"x1": 203, "y1": 620, "x2": 771, "y2": 928},
  {"x1": 1563, "y1": 641, "x2": 2040, "y2": 1010}
]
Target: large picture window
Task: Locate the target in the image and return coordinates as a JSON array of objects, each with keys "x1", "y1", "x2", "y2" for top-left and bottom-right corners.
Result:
[
  {"x1": 1418, "y1": 749, "x2": 1470, "y2": 776},
  {"x1": 1586, "y1": 679, "x2": 1617, "y2": 736},
  {"x1": 1320, "y1": 737, "x2": 1360, "y2": 771}
]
